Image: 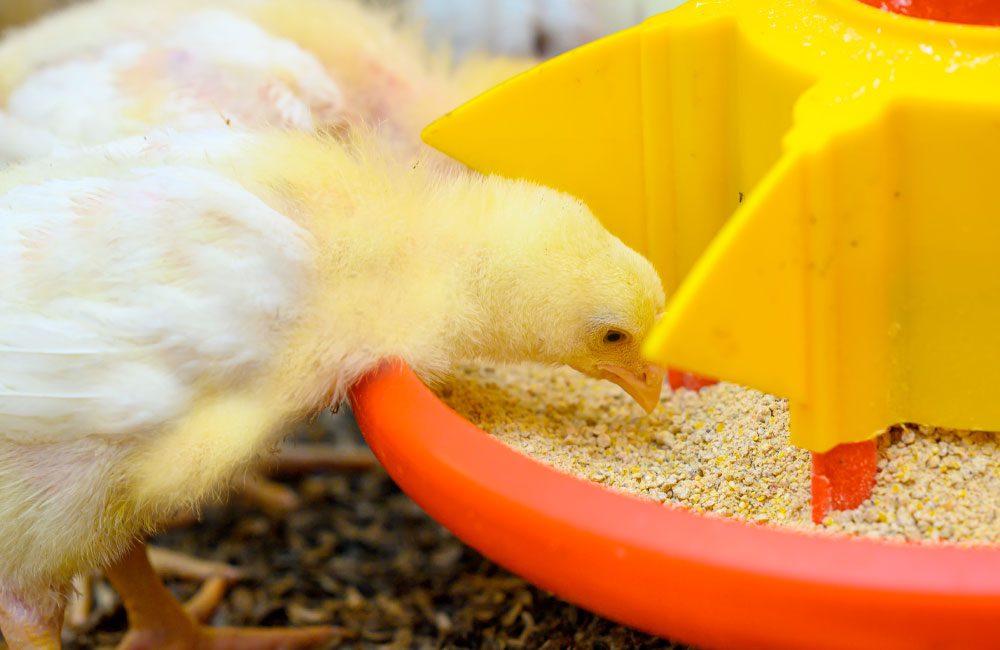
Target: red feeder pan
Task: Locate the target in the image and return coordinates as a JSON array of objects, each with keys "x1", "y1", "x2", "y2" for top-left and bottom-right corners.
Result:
[{"x1": 350, "y1": 363, "x2": 1000, "y2": 650}]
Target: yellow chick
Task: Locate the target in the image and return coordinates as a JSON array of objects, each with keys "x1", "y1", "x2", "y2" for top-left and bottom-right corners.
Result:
[
  {"x1": 0, "y1": 0, "x2": 534, "y2": 162},
  {"x1": 0, "y1": 128, "x2": 664, "y2": 648}
]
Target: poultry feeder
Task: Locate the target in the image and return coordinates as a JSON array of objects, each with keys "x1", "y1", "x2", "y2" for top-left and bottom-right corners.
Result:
[{"x1": 350, "y1": 0, "x2": 1000, "y2": 648}]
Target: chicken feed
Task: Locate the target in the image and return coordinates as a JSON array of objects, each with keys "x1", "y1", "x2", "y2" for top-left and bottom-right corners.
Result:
[{"x1": 438, "y1": 364, "x2": 1000, "y2": 544}]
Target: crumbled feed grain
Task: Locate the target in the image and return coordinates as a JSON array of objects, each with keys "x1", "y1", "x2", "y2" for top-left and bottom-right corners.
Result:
[{"x1": 438, "y1": 364, "x2": 1000, "y2": 544}]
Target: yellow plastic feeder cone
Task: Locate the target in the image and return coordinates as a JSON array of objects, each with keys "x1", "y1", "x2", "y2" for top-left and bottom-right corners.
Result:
[{"x1": 423, "y1": 0, "x2": 1000, "y2": 522}]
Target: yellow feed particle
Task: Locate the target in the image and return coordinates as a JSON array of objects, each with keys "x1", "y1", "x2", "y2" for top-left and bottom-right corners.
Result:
[{"x1": 439, "y1": 364, "x2": 1000, "y2": 545}]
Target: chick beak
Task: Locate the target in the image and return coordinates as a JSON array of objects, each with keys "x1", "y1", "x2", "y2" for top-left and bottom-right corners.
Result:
[{"x1": 597, "y1": 363, "x2": 665, "y2": 414}]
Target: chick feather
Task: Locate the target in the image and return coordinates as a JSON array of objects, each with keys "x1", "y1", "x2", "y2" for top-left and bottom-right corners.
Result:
[
  {"x1": 0, "y1": 129, "x2": 664, "y2": 622},
  {"x1": 0, "y1": 0, "x2": 534, "y2": 162}
]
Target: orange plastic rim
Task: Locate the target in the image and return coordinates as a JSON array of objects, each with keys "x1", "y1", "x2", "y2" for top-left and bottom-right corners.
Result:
[{"x1": 350, "y1": 363, "x2": 1000, "y2": 650}]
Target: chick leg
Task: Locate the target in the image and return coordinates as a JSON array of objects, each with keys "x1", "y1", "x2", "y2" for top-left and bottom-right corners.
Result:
[
  {"x1": 107, "y1": 542, "x2": 340, "y2": 650},
  {"x1": 0, "y1": 589, "x2": 64, "y2": 650},
  {"x1": 64, "y1": 549, "x2": 240, "y2": 633}
]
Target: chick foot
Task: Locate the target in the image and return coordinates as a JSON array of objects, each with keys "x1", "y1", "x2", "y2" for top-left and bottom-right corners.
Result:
[
  {"x1": 107, "y1": 543, "x2": 341, "y2": 650},
  {"x1": 65, "y1": 547, "x2": 241, "y2": 633}
]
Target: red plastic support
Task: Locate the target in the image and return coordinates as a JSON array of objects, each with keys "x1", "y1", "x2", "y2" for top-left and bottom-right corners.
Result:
[
  {"x1": 666, "y1": 369, "x2": 718, "y2": 391},
  {"x1": 857, "y1": 0, "x2": 1000, "y2": 26},
  {"x1": 811, "y1": 439, "x2": 879, "y2": 523}
]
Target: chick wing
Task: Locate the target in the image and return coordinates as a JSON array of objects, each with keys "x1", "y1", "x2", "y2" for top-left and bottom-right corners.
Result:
[{"x1": 0, "y1": 164, "x2": 315, "y2": 441}]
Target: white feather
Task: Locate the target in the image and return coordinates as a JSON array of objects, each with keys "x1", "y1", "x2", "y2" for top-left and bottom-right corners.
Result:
[
  {"x1": 0, "y1": 165, "x2": 315, "y2": 441},
  {"x1": 3, "y1": 7, "x2": 344, "y2": 157},
  {"x1": 6, "y1": 42, "x2": 145, "y2": 148}
]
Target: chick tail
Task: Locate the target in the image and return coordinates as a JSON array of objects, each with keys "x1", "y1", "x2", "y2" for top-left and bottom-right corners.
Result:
[{"x1": 130, "y1": 393, "x2": 284, "y2": 519}]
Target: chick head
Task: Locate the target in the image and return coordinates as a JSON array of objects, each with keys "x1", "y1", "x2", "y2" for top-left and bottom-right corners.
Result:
[
  {"x1": 478, "y1": 179, "x2": 667, "y2": 413},
  {"x1": 548, "y1": 226, "x2": 667, "y2": 415}
]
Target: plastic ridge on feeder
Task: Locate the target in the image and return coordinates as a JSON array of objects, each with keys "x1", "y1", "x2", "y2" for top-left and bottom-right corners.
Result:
[{"x1": 422, "y1": 0, "x2": 1000, "y2": 522}]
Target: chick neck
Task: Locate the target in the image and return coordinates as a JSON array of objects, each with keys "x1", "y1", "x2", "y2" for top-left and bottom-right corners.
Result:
[
  {"x1": 244, "y1": 134, "x2": 577, "y2": 399},
  {"x1": 439, "y1": 181, "x2": 581, "y2": 369}
]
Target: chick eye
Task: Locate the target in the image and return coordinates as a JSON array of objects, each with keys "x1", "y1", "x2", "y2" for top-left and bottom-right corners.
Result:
[{"x1": 604, "y1": 330, "x2": 627, "y2": 344}]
